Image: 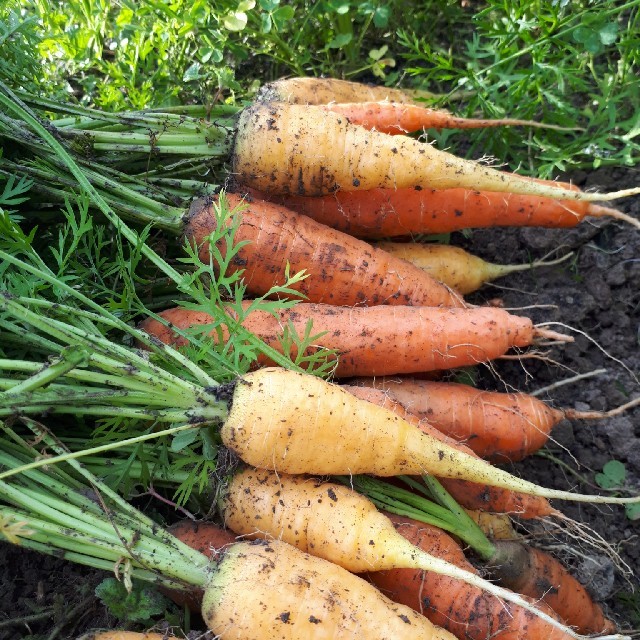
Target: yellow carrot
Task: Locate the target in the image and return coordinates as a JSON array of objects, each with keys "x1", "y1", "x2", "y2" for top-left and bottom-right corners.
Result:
[{"x1": 233, "y1": 103, "x2": 640, "y2": 201}]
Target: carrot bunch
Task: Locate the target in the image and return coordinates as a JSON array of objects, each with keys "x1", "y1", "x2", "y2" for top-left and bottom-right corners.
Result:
[{"x1": 3, "y1": 75, "x2": 639, "y2": 640}]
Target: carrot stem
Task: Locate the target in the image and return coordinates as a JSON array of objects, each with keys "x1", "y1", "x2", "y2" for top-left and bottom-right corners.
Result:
[{"x1": 0, "y1": 425, "x2": 210, "y2": 590}]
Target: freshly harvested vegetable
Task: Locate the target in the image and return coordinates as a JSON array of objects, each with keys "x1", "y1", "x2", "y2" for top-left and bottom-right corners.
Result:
[
  {"x1": 0, "y1": 429, "x2": 457, "y2": 640},
  {"x1": 220, "y1": 467, "x2": 580, "y2": 631},
  {"x1": 232, "y1": 102, "x2": 639, "y2": 201},
  {"x1": 352, "y1": 377, "x2": 640, "y2": 462},
  {"x1": 252, "y1": 185, "x2": 640, "y2": 237},
  {"x1": 374, "y1": 242, "x2": 572, "y2": 294},
  {"x1": 185, "y1": 193, "x2": 465, "y2": 308},
  {"x1": 347, "y1": 478, "x2": 616, "y2": 636},
  {"x1": 366, "y1": 514, "x2": 615, "y2": 639},
  {"x1": 203, "y1": 538, "x2": 459, "y2": 639},
  {"x1": 367, "y1": 514, "x2": 571, "y2": 640},
  {"x1": 257, "y1": 77, "x2": 570, "y2": 133},
  {"x1": 0, "y1": 146, "x2": 464, "y2": 307},
  {"x1": 163, "y1": 520, "x2": 237, "y2": 611},
  {"x1": 7, "y1": 87, "x2": 638, "y2": 231},
  {"x1": 464, "y1": 509, "x2": 517, "y2": 540},
  {"x1": 142, "y1": 302, "x2": 567, "y2": 377},
  {"x1": 343, "y1": 384, "x2": 556, "y2": 519},
  {"x1": 486, "y1": 540, "x2": 615, "y2": 635}
]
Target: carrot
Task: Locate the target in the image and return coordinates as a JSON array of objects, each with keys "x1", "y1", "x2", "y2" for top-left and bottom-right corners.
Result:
[
  {"x1": 322, "y1": 101, "x2": 572, "y2": 135},
  {"x1": 366, "y1": 513, "x2": 573, "y2": 640},
  {"x1": 487, "y1": 541, "x2": 616, "y2": 635},
  {"x1": 464, "y1": 509, "x2": 517, "y2": 540},
  {"x1": 216, "y1": 367, "x2": 640, "y2": 510},
  {"x1": 249, "y1": 185, "x2": 639, "y2": 238},
  {"x1": 373, "y1": 242, "x2": 572, "y2": 294},
  {"x1": 352, "y1": 377, "x2": 557, "y2": 462},
  {"x1": 2, "y1": 428, "x2": 457, "y2": 640},
  {"x1": 255, "y1": 76, "x2": 434, "y2": 105},
  {"x1": 167, "y1": 519, "x2": 458, "y2": 639},
  {"x1": 351, "y1": 377, "x2": 640, "y2": 462},
  {"x1": 186, "y1": 192, "x2": 465, "y2": 308},
  {"x1": 142, "y1": 302, "x2": 566, "y2": 377},
  {"x1": 343, "y1": 384, "x2": 556, "y2": 519},
  {"x1": 220, "y1": 467, "x2": 583, "y2": 636},
  {"x1": 257, "y1": 78, "x2": 573, "y2": 133},
  {"x1": 232, "y1": 102, "x2": 640, "y2": 202},
  {"x1": 203, "y1": 538, "x2": 458, "y2": 640}
]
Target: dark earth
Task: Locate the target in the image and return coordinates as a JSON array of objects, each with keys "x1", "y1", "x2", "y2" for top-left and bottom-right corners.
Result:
[{"x1": 0, "y1": 166, "x2": 638, "y2": 638}]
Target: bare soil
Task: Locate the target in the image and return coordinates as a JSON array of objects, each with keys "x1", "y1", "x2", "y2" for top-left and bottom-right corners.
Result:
[{"x1": 1, "y1": 166, "x2": 638, "y2": 638}]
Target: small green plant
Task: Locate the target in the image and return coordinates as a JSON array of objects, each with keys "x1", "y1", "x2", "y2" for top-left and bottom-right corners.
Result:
[
  {"x1": 616, "y1": 589, "x2": 640, "y2": 626},
  {"x1": 595, "y1": 460, "x2": 640, "y2": 520},
  {"x1": 95, "y1": 578, "x2": 172, "y2": 624}
]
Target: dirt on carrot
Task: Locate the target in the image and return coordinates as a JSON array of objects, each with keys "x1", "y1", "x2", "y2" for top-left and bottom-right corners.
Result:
[
  {"x1": 249, "y1": 186, "x2": 637, "y2": 238},
  {"x1": 185, "y1": 192, "x2": 465, "y2": 308},
  {"x1": 366, "y1": 513, "x2": 573, "y2": 640},
  {"x1": 141, "y1": 302, "x2": 547, "y2": 377}
]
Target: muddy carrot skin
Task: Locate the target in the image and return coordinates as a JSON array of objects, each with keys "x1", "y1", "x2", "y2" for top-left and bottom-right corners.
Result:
[
  {"x1": 185, "y1": 192, "x2": 464, "y2": 308},
  {"x1": 351, "y1": 377, "x2": 565, "y2": 462},
  {"x1": 202, "y1": 538, "x2": 458, "y2": 640},
  {"x1": 250, "y1": 185, "x2": 597, "y2": 238},
  {"x1": 487, "y1": 541, "x2": 616, "y2": 635},
  {"x1": 343, "y1": 384, "x2": 556, "y2": 519},
  {"x1": 141, "y1": 302, "x2": 538, "y2": 377},
  {"x1": 367, "y1": 514, "x2": 573, "y2": 640},
  {"x1": 233, "y1": 103, "x2": 636, "y2": 201}
]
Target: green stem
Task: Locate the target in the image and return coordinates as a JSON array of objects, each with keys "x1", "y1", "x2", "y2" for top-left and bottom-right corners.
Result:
[
  {"x1": 0, "y1": 346, "x2": 90, "y2": 396},
  {"x1": 0, "y1": 424, "x2": 201, "y2": 480},
  {"x1": 0, "y1": 428, "x2": 210, "y2": 588},
  {"x1": 418, "y1": 476, "x2": 496, "y2": 561},
  {"x1": 340, "y1": 475, "x2": 496, "y2": 561}
]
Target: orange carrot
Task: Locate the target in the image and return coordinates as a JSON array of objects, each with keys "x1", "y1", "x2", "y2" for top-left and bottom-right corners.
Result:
[
  {"x1": 233, "y1": 102, "x2": 639, "y2": 203},
  {"x1": 350, "y1": 377, "x2": 640, "y2": 463},
  {"x1": 343, "y1": 384, "x2": 556, "y2": 520},
  {"x1": 374, "y1": 242, "x2": 572, "y2": 294},
  {"x1": 367, "y1": 513, "x2": 573, "y2": 640},
  {"x1": 185, "y1": 192, "x2": 465, "y2": 308},
  {"x1": 352, "y1": 377, "x2": 557, "y2": 461},
  {"x1": 255, "y1": 76, "x2": 436, "y2": 105},
  {"x1": 487, "y1": 541, "x2": 616, "y2": 635},
  {"x1": 141, "y1": 302, "x2": 563, "y2": 378},
  {"x1": 322, "y1": 101, "x2": 570, "y2": 135},
  {"x1": 249, "y1": 185, "x2": 637, "y2": 238}
]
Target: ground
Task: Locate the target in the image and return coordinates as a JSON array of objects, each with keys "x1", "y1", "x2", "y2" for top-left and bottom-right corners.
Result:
[{"x1": 0, "y1": 166, "x2": 638, "y2": 638}]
